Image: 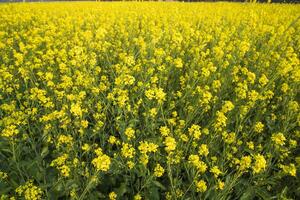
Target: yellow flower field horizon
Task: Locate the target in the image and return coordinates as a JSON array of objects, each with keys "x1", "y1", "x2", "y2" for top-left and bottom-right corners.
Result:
[{"x1": 0, "y1": 2, "x2": 299, "y2": 200}]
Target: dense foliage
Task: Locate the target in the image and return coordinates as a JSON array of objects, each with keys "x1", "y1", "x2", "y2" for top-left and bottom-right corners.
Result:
[{"x1": 0, "y1": 2, "x2": 299, "y2": 200}]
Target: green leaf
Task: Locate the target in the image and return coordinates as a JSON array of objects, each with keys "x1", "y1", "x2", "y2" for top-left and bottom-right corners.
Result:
[
  {"x1": 41, "y1": 146, "x2": 49, "y2": 158},
  {"x1": 148, "y1": 186, "x2": 160, "y2": 200},
  {"x1": 115, "y1": 182, "x2": 127, "y2": 197},
  {"x1": 151, "y1": 180, "x2": 166, "y2": 191},
  {"x1": 240, "y1": 187, "x2": 254, "y2": 200}
]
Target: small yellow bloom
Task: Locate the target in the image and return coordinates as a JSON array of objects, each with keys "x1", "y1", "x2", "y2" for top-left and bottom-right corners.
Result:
[
  {"x1": 221, "y1": 101, "x2": 234, "y2": 113},
  {"x1": 210, "y1": 166, "x2": 222, "y2": 177},
  {"x1": 198, "y1": 144, "x2": 209, "y2": 157},
  {"x1": 188, "y1": 155, "x2": 207, "y2": 173},
  {"x1": 188, "y1": 124, "x2": 202, "y2": 139},
  {"x1": 124, "y1": 127, "x2": 135, "y2": 140},
  {"x1": 217, "y1": 179, "x2": 225, "y2": 190},
  {"x1": 281, "y1": 83, "x2": 289, "y2": 93},
  {"x1": 259, "y1": 74, "x2": 269, "y2": 86},
  {"x1": 92, "y1": 150, "x2": 111, "y2": 172},
  {"x1": 239, "y1": 156, "x2": 252, "y2": 171},
  {"x1": 195, "y1": 180, "x2": 207, "y2": 193},
  {"x1": 271, "y1": 132, "x2": 286, "y2": 146},
  {"x1": 280, "y1": 164, "x2": 296, "y2": 177},
  {"x1": 121, "y1": 143, "x2": 135, "y2": 158},
  {"x1": 134, "y1": 194, "x2": 142, "y2": 200},
  {"x1": 252, "y1": 154, "x2": 267, "y2": 174},
  {"x1": 82, "y1": 143, "x2": 90, "y2": 152},
  {"x1": 127, "y1": 161, "x2": 135, "y2": 169},
  {"x1": 108, "y1": 136, "x2": 118, "y2": 145},
  {"x1": 164, "y1": 136, "x2": 176, "y2": 152},
  {"x1": 154, "y1": 163, "x2": 165, "y2": 177},
  {"x1": 254, "y1": 122, "x2": 264, "y2": 133},
  {"x1": 16, "y1": 180, "x2": 43, "y2": 200},
  {"x1": 109, "y1": 192, "x2": 117, "y2": 200},
  {"x1": 160, "y1": 126, "x2": 170, "y2": 137},
  {"x1": 70, "y1": 103, "x2": 83, "y2": 117}
]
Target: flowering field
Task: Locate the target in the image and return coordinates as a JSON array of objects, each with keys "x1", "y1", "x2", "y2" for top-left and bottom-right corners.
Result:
[{"x1": 0, "y1": 2, "x2": 299, "y2": 200}]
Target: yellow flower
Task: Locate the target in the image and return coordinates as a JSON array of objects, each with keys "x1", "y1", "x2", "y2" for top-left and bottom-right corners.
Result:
[
  {"x1": 239, "y1": 156, "x2": 252, "y2": 171},
  {"x1": 198, "y1": 144, "x2": 209, "y2": 157},
  {"x1": 188, "y1": 124, "x2": 202, "y2": 139},
  {"x1": 145, "y1": 87, "x2": 166, "y2": 104},
  {"x1": 259, "y1": 74, "x2": 269, "y2": 86},
  {"x1": 288, "y1": 101, "x2": 298, "y2": 112},
  {"x1": 280, "y1": 163, "x2": 296, "y2": 177},
  {"x1": 210, "y1": 166, "x2": 222, "y2": 177},
  {"x1": 154, "y1": 163, "x2": 165, "y2": 177},
  {"x1": 214, "y1": 111, "x2": 227, "y2": 131},
  {"x1": 149, "y1": 108, "x2": 157, "y2": 118},
  {"x1": 82, "y1": 143, "x2": 90, "y2": 152},
  {"x1": 16, "y1": 180, "x2": 43, "y2": 200},
  {"x1": 127, "y1": 161, "x2": 135, "y2": 169},
  {"x1": 57, "y1": 134, "x2": 73, "y2": 147},
  {"x1": 247, "y1": 141, "x2": 254, "y2": 150},
  {"x1": 92, "y1": 150, "x2": 111, "y2": 172},
  {"x1": 217, "y1": 179, "x2": 225, "y2": 190},
  {"x1": 221, "y1": 101, "x2": 234, "y2": 113},
  {"x1": 138, "y1": 141, "x2": 158, "y2": 154},
  {"x1": 252, "y1": 154, "x2": 267, "y2": 174},
  {"x1": 160, "y1": 126, "x2": 170, "y2": 137},
  {"x1": 81, "y1": 120, "x2": 88, "y2": 128},
  {"x1": 140, "y1": 154, "x2": 149, "y2": 166},
  {"x1": 50, "y1": 154, "x2": 70, "y2": 177},
  {"x1": 155, "y1": 88, "x2": 166, "y2": 104},
  {"x1": 60, "y1": 165, "x2": 71, "y2": 177},
  {"x1": 254, "y1": 122, "x2": 264, "y2": 133},
  {"x1": 0, "y1": 171, "x2": 8, "y2": 180},
  {"x1": 188, "y1": 155, "x2": 207, "y2": 173},
  {"x1": 108, "y1": 136, "x2": 118, "y2": 145},
  {"x1": 223, "y1": 132, "x2": 236, "y2": 144},
  {"x1": 134, "y1": 194, "x2": 142, "y2": 200},
  {"x1": 174, "y1": 58, "x2": 183, "y2": 69},
  {"x1": 121, "y1": 143, "x2": 135, "y2": 158},
  {"x1": 70, "y1": 103, "x2": 83, "y2": 117},
  {"x1": 109, "y1": 192, "x2": 117, "y2": 200},
  {"x1": 248, "y1": 90, "x2": 260, "y2": 102},
  {"x1": 1, "y1": 125, "x2": 19, "y2": 138},
  {"x1": 212, "y1": 80, "x2": 221, "y2": 91},
  {"x1": 164, "y1": 136, "x2": 176, "y2": 152},
  {"x1": 195, "y1": 180, "x2": 207, "y2": 193},
  {"x1": 281, "y1": 83, "x2": 289, "y2": 93},
  {"x1": 271, "y1": 132, "x2": 286, "y2": 146},
  {"x1": 124, "y1": 127, "x2": 135, "y2": 140},
  {"x1": 180, "y1": 133, "x2": 188, "y2": 142}
]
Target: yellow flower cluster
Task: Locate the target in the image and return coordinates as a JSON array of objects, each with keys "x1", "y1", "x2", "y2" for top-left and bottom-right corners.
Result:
[
  {"x1": 239, "y1": 156, "x2": 252, "y2": 171},
  {"x1": 15, "y1": 181, "x2": 43, "y2": 200},
  {"x1": 252, "y1": 154, "x2": 267, "y2": 174},
  {"x1": 92, "y1": 148, "x2": 111, "y2": 172},
  {"x1": 153, "y1": 163, "x2": 165, "y2": 177},
  {"x1": 124, "y1": 127, "x2": 135, "y2": 140},
  {"x1": 271, "y1": 132, "x2": 286, "y2": 146},
  {"x1": 188, "y1": 155, "x2": 207, "y2": 173},
  {"x1": 195, "y1": 180, "x2": 207, "y2": 193},
  {"x1": 0, "y1": 2, "x2": 299, "y2": 199},
  {"x1": 121, "y1": 143, "x2": 135, "y2": 159},
  {"x1": 109, "y1": 192, "x2": 117, "y2": 200},
  {"x1": 145, "y1": 87, "x2": 166, "y2": 104},
  {"x1": 50, "y1": 154, "x2": 71, "y2": 177},
  {"x1": 254, "y1": 122, "x2": 264, "y2": 133},
  {"x1": 138, "y1": 141, "x2": 158, "y2": 154},
  {"x1": 164, "y1": 136, "x2": 177, "y2": 152},
  {"x1": 188, "y1": 124, "x2": 202, "y2": 140}
]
